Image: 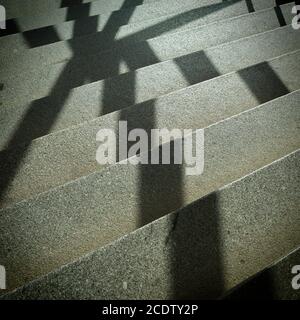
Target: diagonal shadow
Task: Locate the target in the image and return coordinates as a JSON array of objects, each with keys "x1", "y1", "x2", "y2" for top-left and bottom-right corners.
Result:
[
  {"x1": 0, "y1": 0, "x2": 98, "y2": 203},
  {"x1": 0, "y1": 0, "x2": 243, "y2": 201},
  {"x1": 166, "y1": 193, "x2": 224, "y2": 299},
  {"x1": 0, "y1": 0, "x2": 227, "y2": 298},
  {"x1": 238, "y1": 61, "x2": 290, "y2": 104},
  {"x1": 224, "y1": 269, "x2": 276, "y2": 300},
  {"x1": 2, "y1": 0, "x2": 292, "y2": 298},
  {"x1": 61, "y1": 0, "x2": 92, "y2": 7},
  {"x1": 11, "y1": 0, "x2": 242, "y2": 48}
]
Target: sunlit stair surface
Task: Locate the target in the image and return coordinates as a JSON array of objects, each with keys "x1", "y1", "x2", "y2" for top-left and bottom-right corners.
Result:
[
  {"x1": 0, "y1": 0, "x2": 299, "y2": 299},
  {"x1": 224, "y1": 246, "x2": 300, "y2": 300}
]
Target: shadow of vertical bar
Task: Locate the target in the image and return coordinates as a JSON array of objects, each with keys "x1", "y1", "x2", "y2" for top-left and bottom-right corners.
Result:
[
  {"x1": 0, "y1": 0, "x2": 246, "y2": 296},
  {"x1": 245, "y1": 0, "x2": 255, "y2": 13},
  {"x1": 225, "y1": 270, "x2": 275, "y2": 300},
  {"x1": 274, "y1": 6, "x2": 287, "y2": 27},
  {"x1": 238, "y1": 61, "x2": 290, "y2": 104},
  {"x1": 166, "y1": 193, "x2": 224, "y2": 299},
  {"x1": 166, "y1": 54, "x2": 224, "y2": 299}
]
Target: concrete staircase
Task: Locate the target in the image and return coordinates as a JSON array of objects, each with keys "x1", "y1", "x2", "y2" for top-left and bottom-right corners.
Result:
[
  {"x1": 225, "y1": 246, "x2": 300, "y2": 300},
  {"x1": 0, "y1": 0, "x2": 299, "y2": 299}
]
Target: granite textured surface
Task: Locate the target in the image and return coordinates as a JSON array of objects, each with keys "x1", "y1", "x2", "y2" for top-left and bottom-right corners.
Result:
[
  {"x1": 1, "y1": 3, "x2": 294, "y2": 69},
  {"x1": 225, "y1": 247, "x2": 300, "y2": 300},
  {"x1": 0, "y1": 52, "x2": 299, "y2": 207},
  {"x1": 2, "y1": 150, "x2": 299, "y2": 299},
  {"x1": 1, "y1": 6, "x2": 297, "y2": 106},
  {"x1": 0, "y1": 92, "x2": 299, "y2": 291},
  {"x1": 2, "y1": 0, "x2": 93, "y2": 19},
  {"x1": 1, "y1": 0, "x2": 299, "y2": 300},
  {"x1": 0, "y1": 0, "x2": 282, "y2": 54},
  {"x1": 2, "y1": 0, "x2": 171, "y2": 20},
  {"x1": 2, "y1": 0, "x2": 223, "y2": 32},
  {"x1": 1, "y1": 26, "x2": 299, "y2": 114}
]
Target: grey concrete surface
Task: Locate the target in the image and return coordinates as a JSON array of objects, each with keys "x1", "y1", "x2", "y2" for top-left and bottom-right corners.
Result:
[
  {"x1": 0, "y1": 0, "x2": 282, "y2": 54},
  {"x1": 0, "y1": 3, "x2": 294, "y2": 68},
  {"x1": 2, "y1": 0, "x2": 222, "y2": 32},
  {"x1": 0, "y1": 4, "x2": 295, "y2": 97},
  {"x1": 1, "y1": 26, "x2": 299, "y2": 110},
  {"x1": 2, "y1": 150, "x2": 299, "y2": 299},
  {"x1": 2, "y1": 0, "x2": 160, "y2": 20},
  {"x1": 225, "y1": 247, "x2": 300, "y2": 300},
  {"x1": 1, "y1": 0, "x2": 299, "y2": 301},
  {"x1": 0, "y1": 92, "x2": 299, "y2": 291},
  {"x1": 1, "y1": 51, "x2": 299, "y2": 207}
]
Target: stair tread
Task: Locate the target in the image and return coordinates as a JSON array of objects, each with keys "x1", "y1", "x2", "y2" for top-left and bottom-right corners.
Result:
[
  {"x1": 1, "y1": 25, "x2": 299, "y2": 119},
  {"x1": 1, "y1": 0, "x2": 299, "y2": 300},
  {"x1": 2, "y1": 149, "x2": 299, "y2": 298},
  {"x1": 2, "y1": 0, "x2": 220, "y2": 33},
  {"x1": 1, "y1": 3, "x2": 295, "y2": 85},
  {"x1": 225, "y1": 246, "x2": 300, "y2": 300},
  {"x1": 1, "y1": 3, "x2": 294, "y2": 69},
  {"x1": 1, "y1": 49, "x2": 299, "y2": 207},
  {"x1": 0, "y1": 91, "x2": 299, "y2": 291},
  {"x1": 3, "y1": 0, "x2": 160, "y2": 20},
  {"x1": 0, "y1": 0, "x2": 282, "y2": 53}
]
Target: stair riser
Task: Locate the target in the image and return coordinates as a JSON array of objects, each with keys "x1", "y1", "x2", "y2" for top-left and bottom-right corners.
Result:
[
  {"x1": 0, "y1": 4, "x2": 293, "y2": 74},
  {"x1": 2, "y1": 0, "x2": 152, "y2": 19},
  {"x1": 3, "y1": 150, "x2": 300, "y2": 299},
  {"x1": 1, "y1": 3, "x2": 294, "y2": 69},
  {"x1": 2, "y1": 0, "x2": 221, "y2": 33},
  {"x1": 1, "y1": 26, "x2": 299, "y2": 119},
  {"x1": 1, "y1": 0, "x2": 299, "y2": 301},
  {"x1": 0, "y1": 92, "x2": 299, "y2": 291},
  {"x1": 1, "y1": 4, "x2": 295, "y2": 94},
  {"x1": 225, "y1": 247, "x2": 300, "y2": 300},
  {"x1": 1, "y1": 50, "x2": 300, "y2": 207},
  {"x1": 0, "y1": 0, "x2": 281, "y2": 54}
]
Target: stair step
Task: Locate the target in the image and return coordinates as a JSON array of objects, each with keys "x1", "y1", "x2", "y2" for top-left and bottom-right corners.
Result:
[
  {"x1": 2, "y1": 0, "x2": 222, "y2": 34},
  {"x1": 1, "y1": 3, "x2": 295, "y2": 98},
  {"x1": 225, "y1": 247, "x2": 300, "y2": 300},
  {"x1": 2, "y1": 149, "x2": 299, "y2": 299},
  {"x1": 1, "y1": 0, "x2": 299, "y2": 301},
  {"x1": 2, "y1": 0, "x2": 159, "y2": 20},
  {"x1": 0, "y1": 0, "x2": 283, "y2": 53},
  {"x1": 1, "y1": 3, "x2": 294, "y2": 68},
  {"x1": 1, "y1": 50, "x2": 299, "y2": 207},
  {"x1": 1, "y1": 26, "x2": 299, "y2": 119},
  {"x1": 0, "y1": 91, "x2": 299, "y2": 291}
]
